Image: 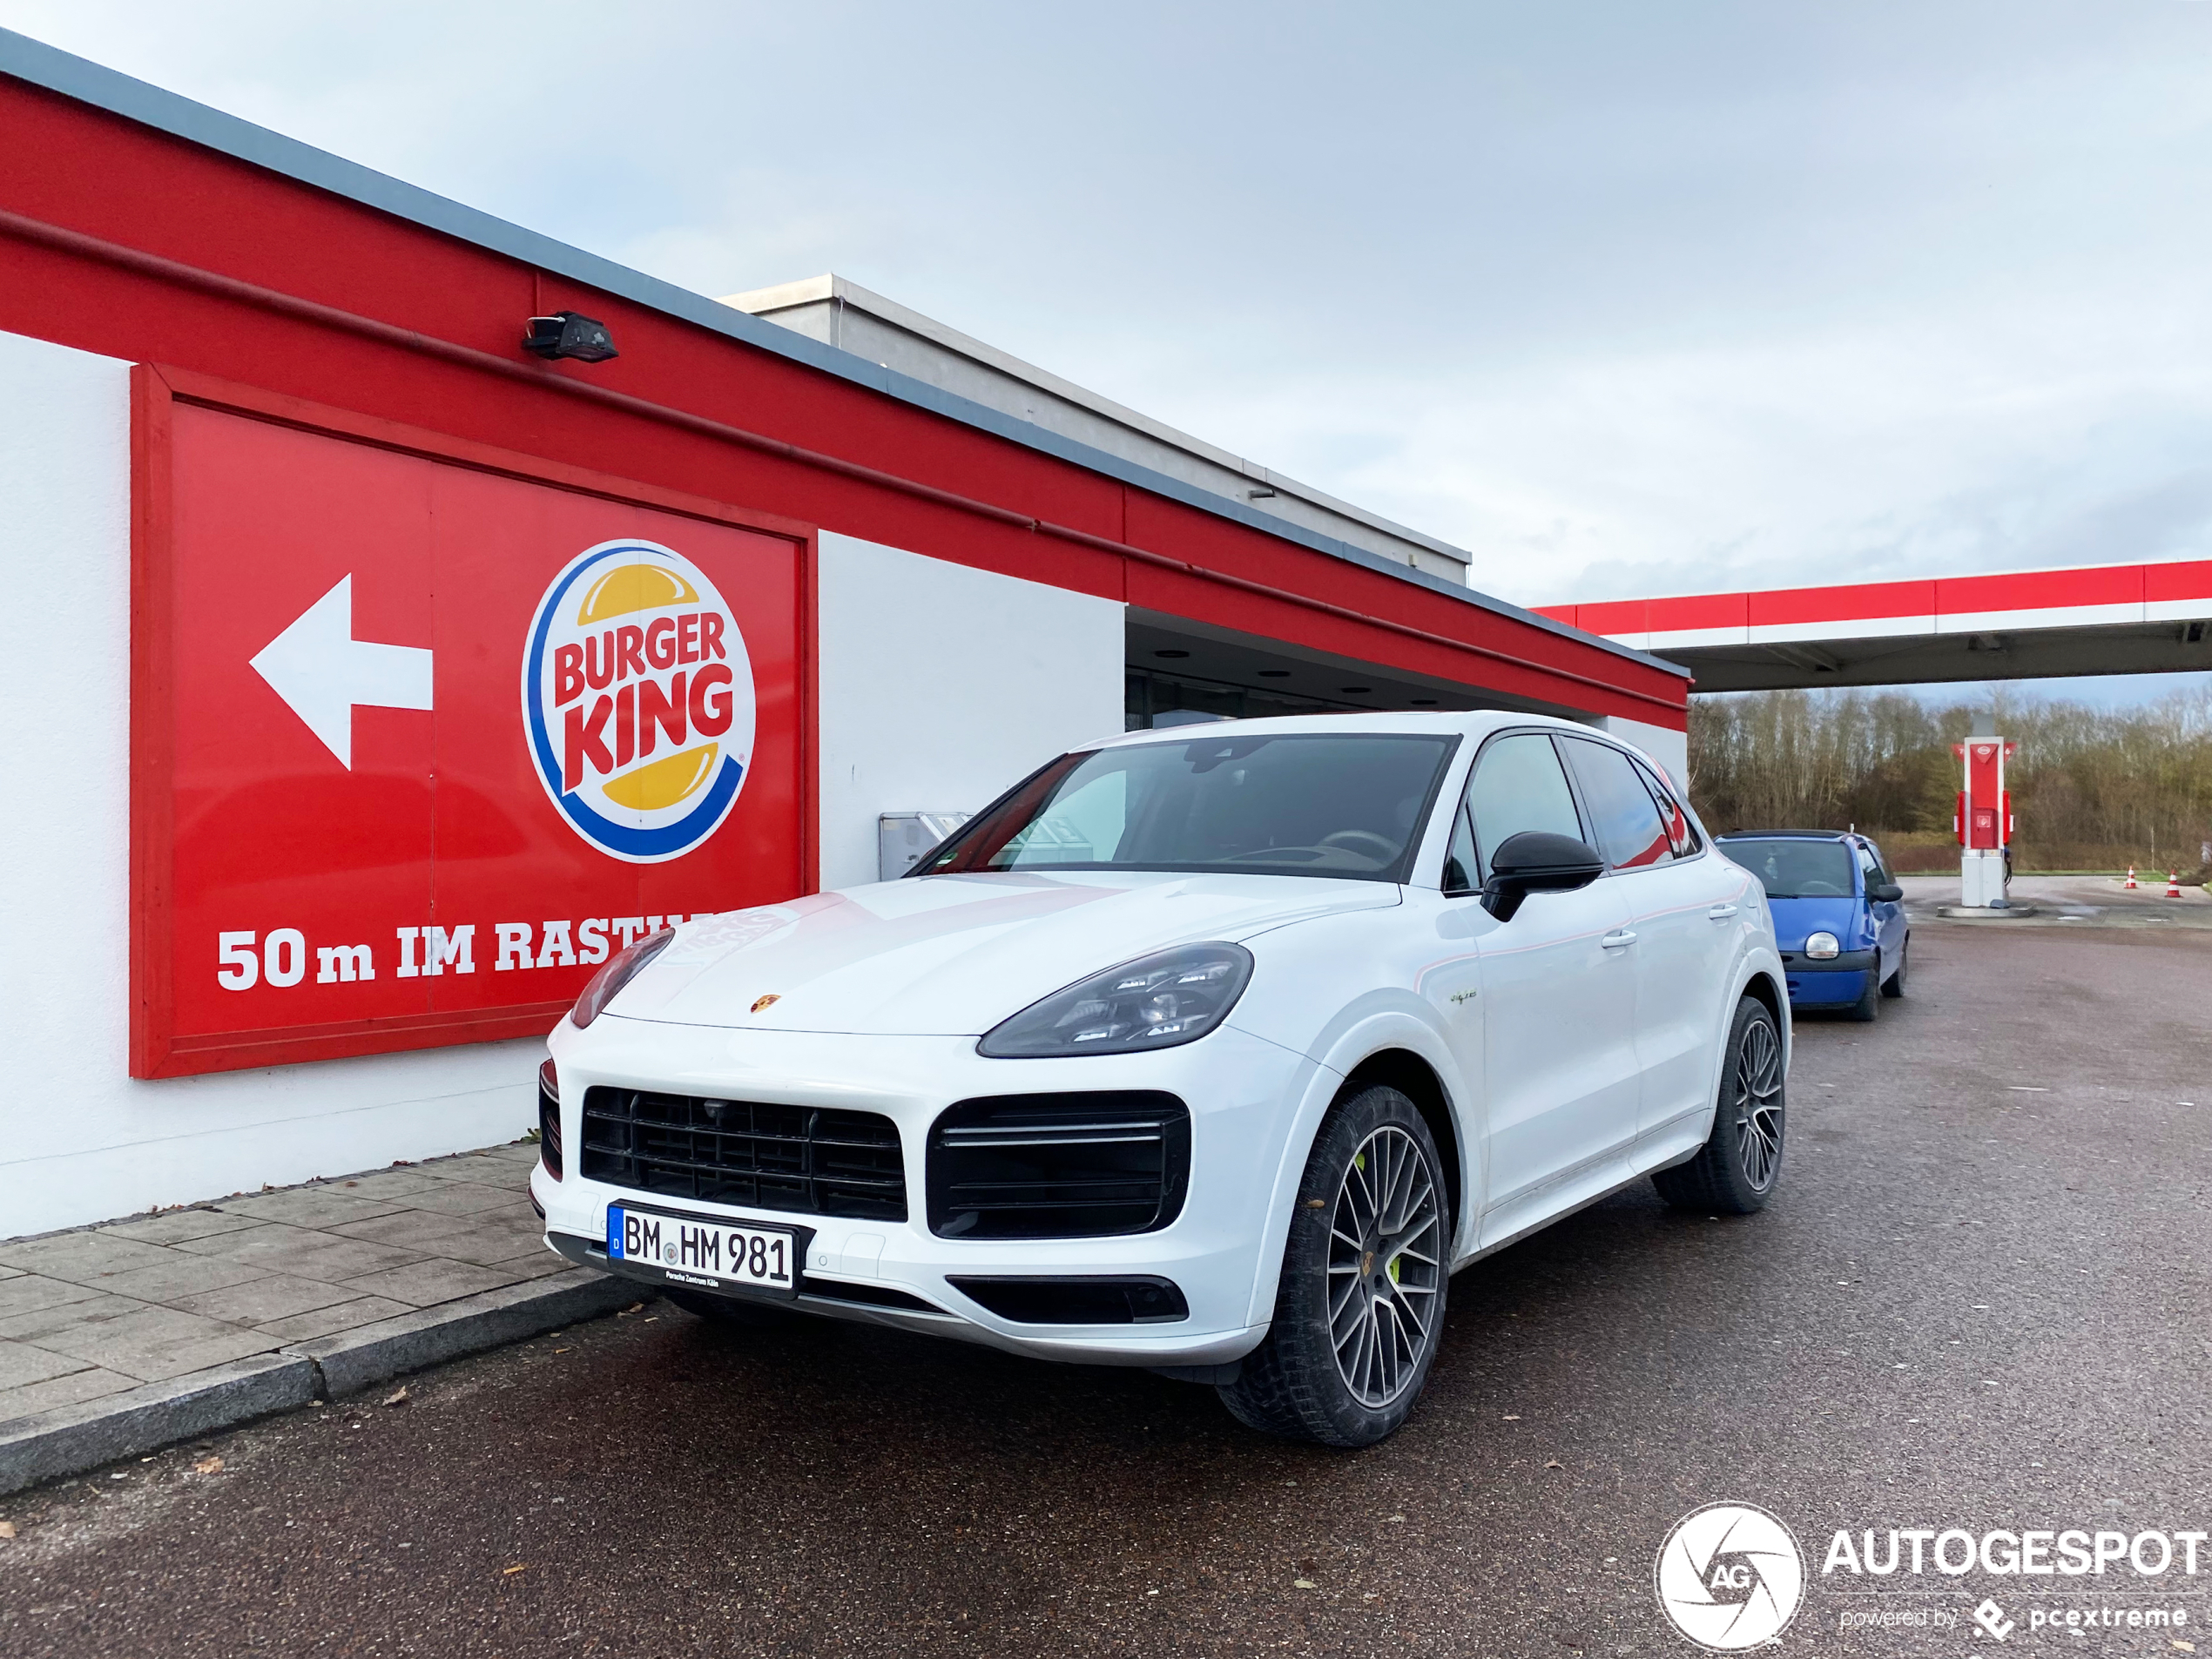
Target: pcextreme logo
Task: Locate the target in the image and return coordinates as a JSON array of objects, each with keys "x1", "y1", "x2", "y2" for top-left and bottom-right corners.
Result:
[
  {"x1": 1656, "y1": 1502, "x2": 1807, "y2": 1651},
  {"x1": 522, "y1": 540, "x2": 756, "y2": 863}
]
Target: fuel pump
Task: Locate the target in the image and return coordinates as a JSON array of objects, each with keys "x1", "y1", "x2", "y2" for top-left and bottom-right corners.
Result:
[{"x1": 1952, "y1": 724, "x2": 2015, "y2": 909}]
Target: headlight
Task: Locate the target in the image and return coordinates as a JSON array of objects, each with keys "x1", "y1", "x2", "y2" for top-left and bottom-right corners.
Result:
[
  {"x1": 1804, "y1": 931, "x2": 1840, "y2": 960},
  {"x1": 570, "y1": 927, "x2": 677, "y2": 1029},
  {"x1": 977, "y1": 942, "x2": 1254, "y2": 1059}
]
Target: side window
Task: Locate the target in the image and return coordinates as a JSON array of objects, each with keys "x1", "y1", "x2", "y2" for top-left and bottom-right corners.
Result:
[
  {"x1": 1856, "y1": 843, "x2": 1881, "y2": 888},
  {"x1": 1443, "y1": 804, "x2": 1479, "y2": 894},
  {"x1": 1865, "y1": 841, "x2": 1894, "y2": 885},
  {"x1": 1561, "y1": 738, "x2": 1671, "y2": 871},
  {"x1": 1464, "y1": 733, "x2": 1584, "y2": 881},
  {"x1": 1633, "y1": 757, "x2": 1699, "y2": 858}
]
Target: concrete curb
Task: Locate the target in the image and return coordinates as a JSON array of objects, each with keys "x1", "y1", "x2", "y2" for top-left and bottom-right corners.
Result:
[
  {"x1": 0, "y1": 1353, "x2": 317, "y2": 1497},
  {"x1": 294, "y1": 1269, "x2": 637, "y2": 1399},
  {"x1": 0, "y1": 1267, "x2": 635, "y2": 1495}
]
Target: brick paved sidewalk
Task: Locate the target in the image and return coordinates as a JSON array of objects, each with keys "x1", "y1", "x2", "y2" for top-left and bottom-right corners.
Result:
[{"x1": 0, "y1": 1142, "x2": 557, "y2": 1424}]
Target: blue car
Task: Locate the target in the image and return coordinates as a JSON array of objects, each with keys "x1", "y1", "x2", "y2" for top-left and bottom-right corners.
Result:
[{"x1": 1716, "y1": 831, "x2": 1908, "y2": 1022}]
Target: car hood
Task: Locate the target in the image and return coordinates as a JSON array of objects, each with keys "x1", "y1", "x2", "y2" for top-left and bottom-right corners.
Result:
[
  {"x1": 604, "y1": 870, "x2": 1402, "y2": 1035},
  {"x1": 1767, "y1": 894, "x2": 1864, "y2": 950}
]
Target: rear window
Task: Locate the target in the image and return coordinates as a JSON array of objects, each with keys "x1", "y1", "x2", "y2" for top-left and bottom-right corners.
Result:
[
  {"x1": 1720, "y1": 838, "x2": 1856, "y2": 899},
  {"x1": 1633, "y1": 757, "x2": 1700, "y2": 858},
  {"x1": 1560, "y1": 738, "x2": 1672, "y2": 870}
]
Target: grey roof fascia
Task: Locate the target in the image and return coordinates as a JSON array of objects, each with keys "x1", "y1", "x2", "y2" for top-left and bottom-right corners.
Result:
[
  {"x1": 0, "y1": 26, "x2": 1687, "y2": 686},
  {"x1": 731, "y1": 273, "x2": 1487, "y2": 571}
]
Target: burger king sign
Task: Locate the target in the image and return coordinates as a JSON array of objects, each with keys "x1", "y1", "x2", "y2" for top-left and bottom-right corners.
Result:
[
  {"x1": 522, "y1": 539, "x2": 757, "y2": 863},
  {"x1": 141, "y1": 403, "x2": 805, "y2": 1079}
]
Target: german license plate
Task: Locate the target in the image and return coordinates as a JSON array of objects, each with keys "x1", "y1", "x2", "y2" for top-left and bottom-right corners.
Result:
[{"x1": 606, "y1": 1205, "x2": 796, "y2": 1298}]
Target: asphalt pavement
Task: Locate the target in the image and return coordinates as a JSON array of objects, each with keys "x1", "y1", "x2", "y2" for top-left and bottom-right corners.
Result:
[{"x1": 3, "y1": 921, "x2": 2208, "y2": 1657}]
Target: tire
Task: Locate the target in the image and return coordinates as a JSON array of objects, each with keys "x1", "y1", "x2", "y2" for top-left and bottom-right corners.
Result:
[
  {"x1": 664, "y1": 1287, "x2": 804, "y2": 1330},
  {"x1": 1847, "y1": 953, "x2": 1881, "y2": 1022},
  {"x1": 1217, "y1": 1085, "x2": 1450, "y2": 1448},
  {"x1": 1652, "y1": 996, "x2": 1786, "y2": 1215},
  {"x1": 1880, "y1": 938, "x2": 1907, "y2": 998}
]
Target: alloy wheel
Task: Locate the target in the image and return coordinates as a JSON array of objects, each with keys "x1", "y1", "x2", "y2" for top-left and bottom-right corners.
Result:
[
  {"x1": 1327, "y1": 1125, "x2": 1444, "y2": 1407},
  {"x1": 1731, "y1": 1017, "x2": 1785, "y2": 1191}
]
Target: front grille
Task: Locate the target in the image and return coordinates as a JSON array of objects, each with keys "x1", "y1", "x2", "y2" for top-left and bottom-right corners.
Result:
[
  {"x1": 927, "y1": 1092, "x2": 1190, "y2": 1239},
  {"x1": 537, "y1": 1060, "x2": 563, "y2": 1181},
  {"x1": 580, "y1": 1088, "x2": 906, "y2": 1221}
]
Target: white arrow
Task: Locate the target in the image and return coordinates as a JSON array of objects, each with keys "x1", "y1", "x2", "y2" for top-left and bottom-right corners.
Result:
[{"x1": 249, "y1": 575, "x2": 435, "y2": 769}]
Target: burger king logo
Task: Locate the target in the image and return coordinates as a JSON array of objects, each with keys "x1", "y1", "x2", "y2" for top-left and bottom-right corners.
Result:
[{"x1": 521, "y1": 539, "x2": 755, "y2": 863}]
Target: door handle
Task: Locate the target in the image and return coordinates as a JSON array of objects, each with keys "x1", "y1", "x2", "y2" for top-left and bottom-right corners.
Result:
[
  {"x1": 1707, "y1": 904, "x2": 1739, "y2": 921},
  {"x1": 1600, "y1": 930, "x2": 1638, "y2": 949}
]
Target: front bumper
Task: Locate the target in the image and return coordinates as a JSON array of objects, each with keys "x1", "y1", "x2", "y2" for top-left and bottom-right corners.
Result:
[
  {"x1": 529, "y1": 1015, "x2": 1324, "y2": 1366},
  {"x1": 1781, "y1": 948, "x2": 1876, "y2": 1005},
  {"x1": 1780, "y1": 948, "x2": 1876, "y2": 973}
]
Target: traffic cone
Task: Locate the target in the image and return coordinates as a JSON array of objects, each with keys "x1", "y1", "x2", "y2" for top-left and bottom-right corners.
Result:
[
  {"x1": 2124, "y1": 867, "x2": 2138, "y2": 889},
  {"x1": 2167, "y1": 870, "x2": 2183, "y2": 898}
]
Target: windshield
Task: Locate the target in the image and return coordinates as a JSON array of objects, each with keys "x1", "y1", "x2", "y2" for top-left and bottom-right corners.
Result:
[
  {"x1": 1721, "y1": 838, "x2": 1857, "y2": 899},
  {"x1": 921, "y1": 732, "x2": 1460, "y2": 882}
]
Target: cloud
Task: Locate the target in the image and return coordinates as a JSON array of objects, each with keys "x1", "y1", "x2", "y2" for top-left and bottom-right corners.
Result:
[{"x1": 8, "y1": 0, "x2": 2212, "y2": 629}]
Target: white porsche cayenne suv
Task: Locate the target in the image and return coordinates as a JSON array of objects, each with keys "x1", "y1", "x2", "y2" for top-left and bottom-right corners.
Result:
[{"x1": 531, "y1": 711, "x2": 1788, "y2": 1446}]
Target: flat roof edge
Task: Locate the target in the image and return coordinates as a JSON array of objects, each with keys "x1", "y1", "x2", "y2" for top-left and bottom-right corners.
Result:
[
  {"x1": 0, "y1": 26, "x2": 1686, "y2": 690},
  {"x1": 727, "y1": 272, "x2": 1261, "y2": 473},
  {"x1": 724, "y1": 271, "x2": 1493, "y2": 570},
  {"x1": 721, "y1": 273, "x2": 841, "y2": 314}
]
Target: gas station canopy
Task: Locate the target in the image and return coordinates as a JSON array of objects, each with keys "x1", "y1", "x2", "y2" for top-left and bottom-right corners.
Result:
[{"x1": 1539, "y1": 559, "x2": 2212, "y2": 691}]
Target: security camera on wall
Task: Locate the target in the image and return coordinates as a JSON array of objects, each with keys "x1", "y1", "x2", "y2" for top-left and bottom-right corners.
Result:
[{"x1": 522, "y1": 311, "x2": 618, "y2": 363}]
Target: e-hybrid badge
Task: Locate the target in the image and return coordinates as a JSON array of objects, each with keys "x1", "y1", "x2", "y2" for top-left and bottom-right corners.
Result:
[{"x1": 607, "y1": 1204, "x2": 796, "y2": 1297}]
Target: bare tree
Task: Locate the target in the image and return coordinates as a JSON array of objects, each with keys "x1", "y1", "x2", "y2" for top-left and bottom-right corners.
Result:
[{"x1": 1689, "y1": 685, "x2": 2212, "y2": 873}]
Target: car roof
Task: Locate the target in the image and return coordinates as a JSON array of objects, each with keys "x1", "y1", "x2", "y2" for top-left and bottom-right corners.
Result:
[
  {"x1": 1079, "y1": 708, "x2": 1614, "y2": 752},
  {"x1": 1717, "y1": 830, "x2": 1861, "y2": 842}
]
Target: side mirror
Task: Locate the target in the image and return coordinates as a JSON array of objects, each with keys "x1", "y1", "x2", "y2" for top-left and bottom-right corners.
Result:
[
  {"x1": 1482, "y1": 832, "x2": 1606, "y2": 922},
  {"x1": 1871, "y1": 881, "x2": 1904, "y2": 903}
]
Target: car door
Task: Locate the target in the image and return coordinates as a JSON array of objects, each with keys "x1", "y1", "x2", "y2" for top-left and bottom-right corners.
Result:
[
  {"x1": 1858, "y1": 839, "x2": 1906, "y2": 968},
  {"x1": 1557, "y1": 736, "x2": 1719, "y2": 1143},
  {"x1": 1460, "y1": 732, "x2": 1642, "y2": 1249},
  {"x1": 1633, "y1": 755, "x2": 1750, "y2": 1062}
]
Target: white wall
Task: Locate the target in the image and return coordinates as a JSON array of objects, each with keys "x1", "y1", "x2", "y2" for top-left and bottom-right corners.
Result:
[
  {"x1": 816, "y1": 531, "x2": 1126, "y2": 888},
  {"x1": 0, "y1": 331, "x2": 541, "y2": 1237}
]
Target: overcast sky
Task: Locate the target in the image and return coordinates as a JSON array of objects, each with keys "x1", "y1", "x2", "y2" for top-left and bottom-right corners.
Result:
[{"x1": 10, "y1": 1, "x2": 2212, "y2": 683}]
